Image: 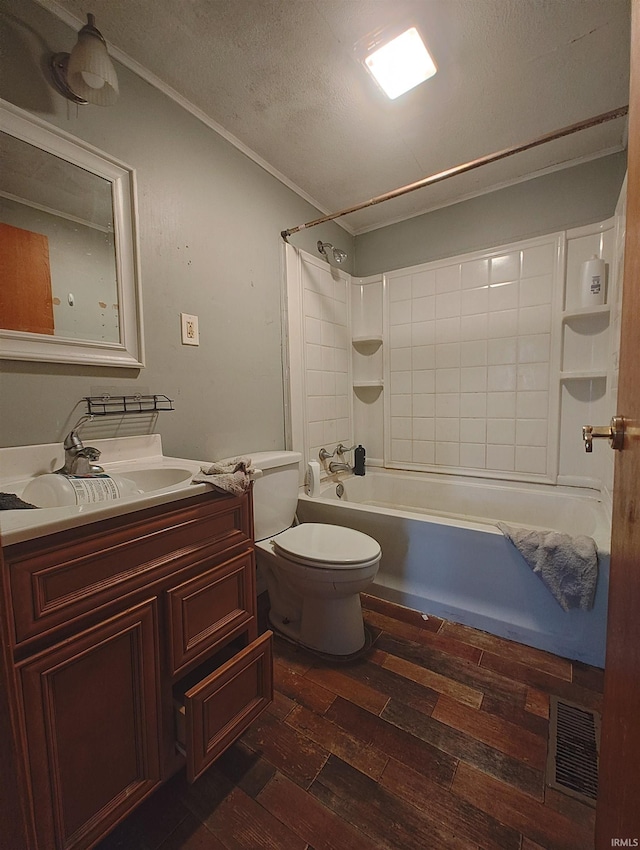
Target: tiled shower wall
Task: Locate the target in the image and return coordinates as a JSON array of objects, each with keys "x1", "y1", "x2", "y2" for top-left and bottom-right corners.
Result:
[
  {"x1": 385, "y1": 236, "x2": 562, "y2": 480},
  {"x1": 297, "y1": 252, "x2": 352, "y2": 461}
]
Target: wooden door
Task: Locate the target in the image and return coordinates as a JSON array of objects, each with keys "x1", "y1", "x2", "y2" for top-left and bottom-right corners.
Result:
[
  {"x1": 20, "y1": 600, "x2": 161, "y2": 850},
  {"x1": 595, "y1": 1, "x2": 640, "y2": 845},
  {"x1": 0, "y1": 222, "x2": 54, "y2": 334}
]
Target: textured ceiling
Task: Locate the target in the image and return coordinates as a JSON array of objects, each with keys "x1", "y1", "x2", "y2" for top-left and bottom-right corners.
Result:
[{"x1": 42, "y1": 0, "x2": 630, "y2": 233}]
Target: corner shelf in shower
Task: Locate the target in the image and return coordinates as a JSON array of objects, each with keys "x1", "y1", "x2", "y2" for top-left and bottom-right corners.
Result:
[
  {"x1": 352, "y1": 335, "x2": 383, "y2": 347},
  {"x1": 353, "y1": 380, "x2": 384, "y2": 388},
  {"x1": 559, "y1": 370, "x2": 607, "y2": 381},
  {"x1": 561, "y1": 304, "x2": 611, "y2": 322}
]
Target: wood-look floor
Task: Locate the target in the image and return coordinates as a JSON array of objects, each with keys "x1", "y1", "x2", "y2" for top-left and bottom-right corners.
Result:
[{"x1": 97, "y1": 594, "x2": 604, "y2": 850}]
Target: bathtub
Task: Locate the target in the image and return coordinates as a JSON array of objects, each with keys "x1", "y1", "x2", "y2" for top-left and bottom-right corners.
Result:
[{"x1": 297, "y1": 469, "x2": 610, "y2": 667}]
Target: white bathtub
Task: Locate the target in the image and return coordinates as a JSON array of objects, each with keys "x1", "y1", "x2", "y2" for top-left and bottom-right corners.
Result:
[{"x1": 297, "y1": 470, "x2": 610, "y2": 667}]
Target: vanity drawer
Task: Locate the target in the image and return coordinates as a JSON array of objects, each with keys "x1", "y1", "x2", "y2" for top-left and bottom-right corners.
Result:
[
  {"x1": 175, "y1": 631, "x2": 273, "y2": 782},
  {"x1": 166, "y1": 550, "x2": 257, "y2": 676},
  {"x1": 7, "y1": 492, "x2": 252, "y2": 647}
]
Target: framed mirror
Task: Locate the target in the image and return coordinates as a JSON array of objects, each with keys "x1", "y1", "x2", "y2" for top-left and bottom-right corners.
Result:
[{"x1": 0, "y1": 99, "x2": 144, "y2": 367}]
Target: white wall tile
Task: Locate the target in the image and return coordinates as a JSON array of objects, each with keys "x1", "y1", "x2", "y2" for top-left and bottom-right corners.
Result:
[
  {"x1": 489, "y1": 281, "x2": 519, "y2": 311},
  {"x1": 306, "y1": 343, "x2": 323, "y2": 370},
  {"x1": 390, "y1": 371, "x2": 412, "y2": 394},
  {"x1": 392, "y1": 417, "x2": 412, "y2": 439},
  {"x1": 412, "y1": 345, "x2": 436, "y2": 369},
  {"x1": 461, "y1": 258, "x2": 489, "y2": 290},
  {"x1": 487, "y1": 337, "x2": 517, "y2": 365},
  {"x1": 519, "y1": 274, "x2": 553, "y2": 308},
  {"x1": 461, "y1": 366, "x2": 487, "y2": 392},
  {"x1": 390, "y1": 300, "x2": 412, "y2": 325},
  {"x1": 518, "y1": 304, "x2": 552, "y2": 335},
  {"x1": 460, "y1": 340, "x2": 488, "y2": 366},
  {"x1": 486, "y1": 444, "x2": 515, "y2": 471},
  {"x1": 436, "y1": 264, "x2": 461, "y2": 293},
  {"x1": 390, "y1": 323, "x2": 413, "y2": 348},
  {"x1": 436, "y1": 442, "x2": 460, "y2": 465},
  {"x1": 322, "y1": 371, "x2": 336, "y2": 395},
  {"x1": 305, "y1": 316, "x2": 322, "y2": 344},
  {"x1": 412, "y1": 321, "x2": 436, "y2": 346},
  {"x1": 413, "y1": 418, "x2": 435, "y2": 440},
  {"x1": 307, "y1": 370, "x2": 323, "y2": 396},
  {"x1": 412, "y1": 394, "x2": 435, "y2": 417},
  {"x1": 460, "y1": 392, "x2": 487, "y2": 417},
  {"x1": 460, "y1": 443, "x2": 486, "y2": 468},
  {"x1": 391, "y1": 347, "x2": 412, "y2": 371},
  {"x1": 436, "y1": 290, "x2": 462, "y2": 319},
  {"x1": 413, "y1": 369, "x2": 435, "y2": 393},
  {"x1": 436, "y1": 368, "x2": 461, "y2": 393},
  {"x1": 516, "y1": 418, "x2": 548, "y2": 447},
  {"x1": 460, "y1": 418, "x2": 487, "y2": 443},
  {"x1": 517, "y1": 363, "x2": 549, "y2": 392},
  {"x1": 515, "y1": 446, "x2": 547, "y2": 474},
  {"x1": 389, "y1": 275, "x2": 412, "y2": 302},
  {"x1": 490, "y1": 252, "x2": 520, "y2": 283},
  {"x1": 391, "y1": 439, "x2": 413, "y2": 461},
  {"x1": 321, "y1": 320, "x2": 335, "y2": 347},
  {"x1": 518, "y1": 334, "x2": 550, "y2": 363},
  {"x1": 488, "y1": 364, "x2": 517, "y2": 392},
  {"x1": 412, "y1": 296, "x2": 436, "y2": 322},
  {"x1": 487, "y1": 418, "x2": 516, "y2": 444},
  {"x1": 488, "y1": 309, "x2": 518, "y2": 338},
  {"x1": 435, "y1": 317, "x2": 461, "y2": 343},
  {"x1": 391, "y1": 394, "x2": 412, "y2": 416},
  {"x1": 486, "y1": 391, "x2": 516, "y2": 418},
  {"x1": 413, "y1": 440, "x2": 435, "y2": 464},
  {"x1": 435, "y1": 342, "x2": 461, "y2": 368},
  {"x1": 461, "y1": 286, "x2": 489, "y2": 316},
  {"x1": 321, "y1": 346, "x2": 335, "y2": 371},
  {"x1": 436, "y1": 395, "x2": 460, "y2": 418},
  {"x1": 516, "y1": 391, "x2": 549, "y2": 418},
  {"x1": 411, "y1": 269, "x2": 436, "y2": 298},
  {"x1": 461, "y1": 313, "x2": 489, "y2": 340},
  {"x1": 521, "y1": 243, "x2": 555, "y2": 278}
]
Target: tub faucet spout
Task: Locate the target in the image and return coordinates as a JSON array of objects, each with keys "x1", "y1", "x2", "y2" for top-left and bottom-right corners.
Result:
[{"x1": 328, "y1": 461, "x2": 352, "y2": 473}]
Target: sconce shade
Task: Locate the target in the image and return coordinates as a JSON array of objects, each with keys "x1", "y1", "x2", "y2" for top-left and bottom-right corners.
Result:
[{"x1": 51, "y1": 14, "x2": 119, "y2": 106}]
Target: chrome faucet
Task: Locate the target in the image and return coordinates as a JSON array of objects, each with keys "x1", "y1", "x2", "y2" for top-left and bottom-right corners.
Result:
[
  {"x1": 328, "y1": 460, "x2": 352, "y2": 473},
  {"x1": 55, "y1": 419, "x2": 104, "y2": 476}
]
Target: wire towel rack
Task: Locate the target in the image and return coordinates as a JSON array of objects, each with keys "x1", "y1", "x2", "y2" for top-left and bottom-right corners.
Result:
[{"x1": 84, "y1": 394, "x2": 175, "y2": 417}]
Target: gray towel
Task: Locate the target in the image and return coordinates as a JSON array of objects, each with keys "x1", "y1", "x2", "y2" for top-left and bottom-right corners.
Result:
[
  {"x1": 497, "y1": 522, "x2": 598, "y2": 612},
  {"x1": 192, "y1": 456, "x2": 261, "y2": 495}
]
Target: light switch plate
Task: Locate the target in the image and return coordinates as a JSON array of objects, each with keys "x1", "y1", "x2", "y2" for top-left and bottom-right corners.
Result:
[{"x1": 180, "y1": 313, "x2": 199, "y2": 346}]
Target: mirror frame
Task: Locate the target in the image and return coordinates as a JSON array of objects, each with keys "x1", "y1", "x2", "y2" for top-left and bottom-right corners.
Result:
[{"x1": 0, "y1": 99, "x2": 144, "y2": 368}]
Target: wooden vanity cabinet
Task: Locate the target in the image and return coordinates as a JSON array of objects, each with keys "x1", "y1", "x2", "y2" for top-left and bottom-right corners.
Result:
[{"x1": 0, "y1": 489, "x2": 273, "y2": 850}]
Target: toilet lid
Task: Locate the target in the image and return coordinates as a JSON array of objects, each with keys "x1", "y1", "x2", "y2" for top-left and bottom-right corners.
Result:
[{"x1": 272, "y1": 523, "x2": 381, "y2": 569}]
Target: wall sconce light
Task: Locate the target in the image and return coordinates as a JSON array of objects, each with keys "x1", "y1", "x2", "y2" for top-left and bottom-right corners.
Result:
[{"x1": 50, "y1": 13, "x2": 119, "y2": 106}]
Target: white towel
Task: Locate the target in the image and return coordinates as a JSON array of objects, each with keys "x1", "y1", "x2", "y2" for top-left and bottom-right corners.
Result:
[
  {"x1": 192, "y1": 456, "x2": 261, "y2": 495},
  {"x1": 497, "y1": 522, "x2": 598, "y2": 612}
]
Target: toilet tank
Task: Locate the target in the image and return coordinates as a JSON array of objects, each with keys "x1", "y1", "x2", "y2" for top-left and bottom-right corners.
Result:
[{"x1": 249, "y1": 450, "x2": 302, "y2": 541}]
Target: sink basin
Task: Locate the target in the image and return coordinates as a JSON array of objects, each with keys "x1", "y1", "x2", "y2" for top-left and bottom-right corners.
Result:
[{"x1": 20, "y1": 467, "x2": 196, "y2": 509}]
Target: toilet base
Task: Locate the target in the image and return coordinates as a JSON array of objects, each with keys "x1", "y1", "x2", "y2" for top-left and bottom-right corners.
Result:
[{"x1": 268, "y1": 592, "x2": 366, "y2": 656}]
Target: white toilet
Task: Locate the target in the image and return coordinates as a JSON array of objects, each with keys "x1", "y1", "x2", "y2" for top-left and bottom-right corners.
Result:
[{"x1": 250, "y1": 450, "x2": 381, "y2": 656}]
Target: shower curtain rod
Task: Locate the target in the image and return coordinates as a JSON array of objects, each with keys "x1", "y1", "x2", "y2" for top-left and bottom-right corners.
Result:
[{"x1": 280, "y1": 105, "x2": 628, "y2": 240}]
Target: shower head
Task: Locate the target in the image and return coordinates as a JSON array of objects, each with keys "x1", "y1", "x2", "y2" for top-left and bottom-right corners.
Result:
[{"x1": 317, "y1": 241, "x2": 347, "y2": 264}]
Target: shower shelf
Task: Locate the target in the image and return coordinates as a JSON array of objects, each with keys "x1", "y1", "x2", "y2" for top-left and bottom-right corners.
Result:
[
  {"x1": 353, "y1": 380, "x2": 383, "y2": 388},
  {"x1": 84, "y1": 394, "x2": 175, "y2": 416},
  {"x1": 352, "y1": 335, "x2": 382, "y2": 346},
  {"x1": 559, "y1": 371, "x2": 607, "y2": 381},
  {"x1": 562, "y1": 305, "x2": 610, "y2": 322}
]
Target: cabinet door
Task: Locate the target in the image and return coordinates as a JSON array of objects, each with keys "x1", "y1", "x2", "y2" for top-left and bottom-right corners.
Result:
[{"x1": 20, "y1": 600, "x2": 161, "y2": 850}]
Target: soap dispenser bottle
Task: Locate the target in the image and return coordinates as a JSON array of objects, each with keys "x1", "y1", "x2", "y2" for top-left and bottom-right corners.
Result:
[{"x1": 354, "y1": 445, "x2": 366, "y2": 476}]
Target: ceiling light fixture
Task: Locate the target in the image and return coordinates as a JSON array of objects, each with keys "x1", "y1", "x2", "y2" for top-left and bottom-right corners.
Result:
[
  {"x1": 364, "y1": 27, "x2": 436, "y2": 100},
  {"x1": 50, "y1": 13, "x2": 119, "y2": 106}
]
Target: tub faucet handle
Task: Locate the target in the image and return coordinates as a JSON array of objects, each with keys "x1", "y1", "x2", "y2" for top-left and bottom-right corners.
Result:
[
  {"x1": 582, "y1": 416, "x2": 625, "y2": 452},
  {"x1": 336, "y1": 443, "x2": 356, "y2": 455},
  {"x1": 319, "y1": 447, "x2": 334, "y2": 461}
]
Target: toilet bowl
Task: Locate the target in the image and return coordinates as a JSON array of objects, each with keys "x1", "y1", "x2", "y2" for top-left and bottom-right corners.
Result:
[
  {"x1": 246, "y1": 450, "x2": 381, "y2": 656},
  {"x1": 256, "y1": 523, "x2": 381, "y2": 655}
]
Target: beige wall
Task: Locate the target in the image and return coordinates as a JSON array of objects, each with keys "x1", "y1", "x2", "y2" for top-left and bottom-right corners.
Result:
[{"x1": 0, "y1": 0, "x2": 353, "y2": 459}]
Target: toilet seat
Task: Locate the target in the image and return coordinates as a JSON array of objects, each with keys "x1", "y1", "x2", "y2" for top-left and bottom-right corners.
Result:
[{"x1": 272, "y1": 522, "x2": 381, "y2": 570}]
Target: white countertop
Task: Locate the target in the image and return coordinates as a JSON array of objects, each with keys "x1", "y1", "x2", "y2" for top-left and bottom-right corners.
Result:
[{"x1": 0, "y1": 435, "x2": 213, "y2": 546}]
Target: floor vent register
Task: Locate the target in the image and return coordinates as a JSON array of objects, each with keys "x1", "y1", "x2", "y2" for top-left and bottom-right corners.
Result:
[{"x1": 547, "y1": 696, "x2": 600, "y2": 807}]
